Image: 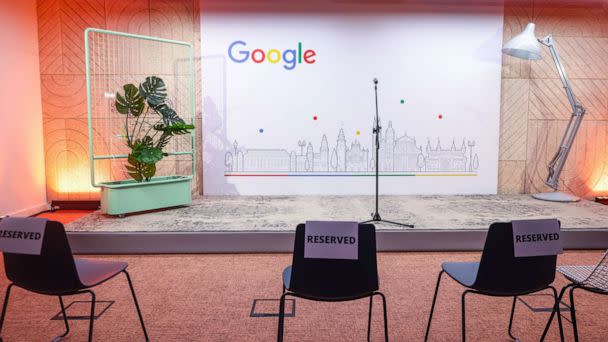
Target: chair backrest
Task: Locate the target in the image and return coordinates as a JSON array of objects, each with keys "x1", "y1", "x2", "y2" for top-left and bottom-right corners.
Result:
[
  {"x1": 473, "y1": 221, "x2": 558, "y2": 295},
  {"x1": 2, "y1": 220, "x2": 82, "y2": 294},
  {"x1": 583, "y1": 250, "x2": 608, "y2": 291},
  {"x1": 288, "y1": 223, "x2": 379, "y2": 300}
]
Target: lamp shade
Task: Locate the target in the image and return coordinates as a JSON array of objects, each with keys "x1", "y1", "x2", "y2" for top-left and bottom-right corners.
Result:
[{"x1": 502, "y1": 23, "x2": 542, "y2": 60}]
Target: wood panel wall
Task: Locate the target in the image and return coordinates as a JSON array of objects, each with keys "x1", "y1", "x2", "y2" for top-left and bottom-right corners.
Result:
[{"x1": 35, "y1": 0, "x2": 608, "y2": 200}]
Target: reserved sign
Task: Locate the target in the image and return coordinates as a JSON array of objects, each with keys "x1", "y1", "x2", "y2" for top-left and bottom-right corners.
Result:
[
  {"x1": 0, "y1": 217, "x2": 47, "y2": 255},
  {"x1": 304, "y1": 221, "x2": 358, "y2": 260},
  {"x1": 512, "y1": 219, "x2": 562, "y2": 257}
]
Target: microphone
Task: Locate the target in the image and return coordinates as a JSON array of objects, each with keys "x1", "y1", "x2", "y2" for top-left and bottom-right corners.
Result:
[{"x1": 373, "y1": 78, "x2": 378, "y2": 85}]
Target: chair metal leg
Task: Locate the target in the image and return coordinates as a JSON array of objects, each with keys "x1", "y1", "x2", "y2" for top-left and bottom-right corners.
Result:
[
  {"x1": 508, "y1": 296, "x2": 518, "y2": 341},
  {"x1": 461, "y1": 290, "x2": 471, "y2": 342},
  {"x1": 569, "y1": 286, "x2": 579, "y2": 342},
  {"x1": 424, "y1": 270, "x2": 444, "y2": 342},
  {"x1": 57, "y1": 296, "x2": 70, "y2": 339},
  {"x1": 549, "y1": 286, "x2": 564, "y2": 342},
  {"x1": 277, "y1": 293, "x2": 288, "y2": 342},
  {"x1": 541, "y1": 285, "x2": 569, "y2": 342},
  {"x1": 375, "y1": 292, "x2": 389, "y2": 342},
  {"x1": 123, "y1": 271, "x2": 150, "y2": 341},
  {"x1": 0, "y1": 284, "x2": 14, "y2": 340},
  {"x1": 367, "y1": 295, "x2": 373, "y2": 342},
  {"x1": 87, "y1": 290, "x2": 96, "y2": 342}
]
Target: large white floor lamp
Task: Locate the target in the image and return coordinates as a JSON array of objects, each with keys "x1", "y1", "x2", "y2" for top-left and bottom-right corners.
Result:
[{"x1": 502, "y1": 23, "x2": 586, "y2": 202}]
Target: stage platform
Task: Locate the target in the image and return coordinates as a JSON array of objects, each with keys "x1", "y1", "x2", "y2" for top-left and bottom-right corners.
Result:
[
  {"x1": 68, "y1": 195, "x2": 608, "y2": 232},
  {"x1": 65, "y1": 195, "x2": 608, "y2": 253}
]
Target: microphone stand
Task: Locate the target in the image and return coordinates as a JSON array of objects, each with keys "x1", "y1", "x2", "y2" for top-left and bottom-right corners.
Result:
[{"x1": 362, "y1": 78, "x2": 414, "y2": 228}]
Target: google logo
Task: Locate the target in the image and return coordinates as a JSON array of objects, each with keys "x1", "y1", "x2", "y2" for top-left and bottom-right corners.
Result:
[{"x1": 228, "y1": 41, "x2": 317, "y2": 71}]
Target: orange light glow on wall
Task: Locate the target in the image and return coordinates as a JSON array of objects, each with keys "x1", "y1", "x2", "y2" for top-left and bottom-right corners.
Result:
[
  {"x1": 593, "y1": 176, "x2": 608, "y2": 193},
  {"x1": 47, "y1": 158, "x2": 109, "y2": 200},
  {"x1": 54, "y1": 174, "x2": 99, "y2": 194}
]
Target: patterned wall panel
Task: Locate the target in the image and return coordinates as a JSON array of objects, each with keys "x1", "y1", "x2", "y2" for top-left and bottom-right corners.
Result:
[
  {"x1": 37, "y1": 0, "x2": 63, "y2": 75},
  {"x1": 498, "y1": 160, "x2": 526, "y2": 194},
  {"x1": 60, "y1": 0, "x2": 105, "y2": 74},
  {"x1": 105, "y1": 0, "x2": 150, "y2": 35},
  {"x1": 499, "y1": 78, "x2": 529, "y2": 161},
  {"x1": 40, "y1": 75, "x2": 88, "y2": 119}
]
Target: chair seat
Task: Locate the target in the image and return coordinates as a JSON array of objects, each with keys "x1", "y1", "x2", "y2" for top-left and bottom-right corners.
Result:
[
  {"x1": 442, "y1": 262, "x2": 479, "y2": 288},
  {"x1": 558, "y1": 265, "x2": 596, "y2": 283},
  {"x1": 75, "y1": 258, "x2": 127, "y2": 288},
  {"x1": 283, "y1": 266, "x2": 292, "y2": 290},
  {"x1": 558, "y1": 265, "x2": 608, "y2": 292}
]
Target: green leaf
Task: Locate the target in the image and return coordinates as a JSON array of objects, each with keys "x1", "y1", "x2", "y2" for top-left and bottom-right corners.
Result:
[
  {"x1": 127, "y1": 153, "x2": 139, "y2": 166},
  {"x1": 141, "y1": 163, "x2": 156, "y2": 180},
  {"x1": 156, "y1": 134, "x2": 171, "y2": 150},
  {"x1": 152, "y1": 103, "x2": 185, "y2": 126},
  {"x1": 137, "y1": 146, "x2": 164, "y2": 164},
  {"x1": 115, "y1": 84, "x2": 145, "y2": 116},
  {"x1": 139, "y1": 76, "x2": 167, "y2": 107},
  {"x1": 153, "y1": 122, "x2": 195, "y2": 135},
  {"x1": 128, "y1": 172, "x2": 143, "y2": 182}
]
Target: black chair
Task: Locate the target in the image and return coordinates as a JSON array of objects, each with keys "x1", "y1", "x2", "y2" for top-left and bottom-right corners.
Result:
[
  {"x1": 278, "y1": 223, "x2": 387, "y2": 342},
  {"x1": 424, "y1": 221, "x2": 564, "y2": 342},
  {"x1": 543, "y1": 249, "x2": 608, "y2": 342},
  {"x1": 0, "y1": 220, "x2": 149, "y2": 342}
]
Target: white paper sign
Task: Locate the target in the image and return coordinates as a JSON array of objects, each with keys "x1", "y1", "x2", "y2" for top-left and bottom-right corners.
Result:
[
  {"x1": 512, "y1": 219, "x2": 562, "y2": 257},
  {"x1": 304, "y1": 221, "x2": 358, "y2": 260},
  {"x1": 0, "y1": 217, "x2": 47, "y2": 255}
]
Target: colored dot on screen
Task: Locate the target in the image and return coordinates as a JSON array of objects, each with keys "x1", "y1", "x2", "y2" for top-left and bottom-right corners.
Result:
[
  {"x1": 259, "y1": 128, "x2": 264, "y2": 133},
  {"x1": 356, "y1": 130, "x2": 361, "y2": 136},
  {"x1": 313, "y1": 115, "x2": 318, "y2": 121},
  {"x1": 400, "y1": 99, "x2": 405, "y2": 104},
  {"x1": 438, "y1": 114, "x2": 443, "y2": 119}
]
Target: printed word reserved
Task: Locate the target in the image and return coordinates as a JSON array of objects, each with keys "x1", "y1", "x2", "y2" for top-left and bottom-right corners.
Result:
[
  {"x1": 515, "y1": 233, "x2": 559, "y2": 243},
  {"x1": 0, "y1": 230, "x2": 42, "y2": 240},
  {"x1": 306, "y1": 235, "x2": 356, "y2": 244}
]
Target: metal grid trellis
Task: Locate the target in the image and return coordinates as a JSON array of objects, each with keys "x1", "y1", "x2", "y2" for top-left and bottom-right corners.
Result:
[{"x1": 84, "y1": 28, "x2": 195, "y2": 187}]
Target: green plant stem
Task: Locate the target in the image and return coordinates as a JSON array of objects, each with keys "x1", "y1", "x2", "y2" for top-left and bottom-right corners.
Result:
[
  {"x1": 135, "y1": 107, "x2": 151, "y2": 140},
  {"x1": 143, "y1": 118, "x2": 163, "y2": 139},
  {"x1": 155, "y1": 133, "x2": 168, "y2": 149},
  {"x1": 125, "y1": 113, "x2": 131, "y2": 147},
  {"x1": 130, "y1": 114, "x2": 140, "y2": 144},
  {"x1": 150, "y1": 129, "x2": 162, "y2": 142}
]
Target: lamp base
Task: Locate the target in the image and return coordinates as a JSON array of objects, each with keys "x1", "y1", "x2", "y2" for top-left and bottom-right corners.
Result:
[{"x1": 532, "y1": 191, "x2": 580, "y2": 203}]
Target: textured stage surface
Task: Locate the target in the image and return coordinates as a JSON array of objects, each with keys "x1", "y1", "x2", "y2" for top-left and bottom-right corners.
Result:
[{"x1": 66, "y1": 195, "x2": 608, "y2": 232}]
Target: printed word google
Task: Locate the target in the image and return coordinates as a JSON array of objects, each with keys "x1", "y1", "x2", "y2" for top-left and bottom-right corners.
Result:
[{"x1": 228, "y1": 41, "x2": 316, "y2": 70}]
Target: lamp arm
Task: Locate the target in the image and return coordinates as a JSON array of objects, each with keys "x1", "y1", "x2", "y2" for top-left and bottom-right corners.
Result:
[{"x1": 539, "y1": 35, "x2": 586, "y2": 190}]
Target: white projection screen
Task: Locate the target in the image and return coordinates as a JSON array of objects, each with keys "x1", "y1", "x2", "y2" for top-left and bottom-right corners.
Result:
[{"x1": 201, "y1": 2, "x2": 504, "y2": 195}]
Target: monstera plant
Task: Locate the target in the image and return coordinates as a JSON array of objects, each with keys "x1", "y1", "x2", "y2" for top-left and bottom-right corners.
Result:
[{"x1": 115, "y1": 76, "x2": 194, "y2": 182}]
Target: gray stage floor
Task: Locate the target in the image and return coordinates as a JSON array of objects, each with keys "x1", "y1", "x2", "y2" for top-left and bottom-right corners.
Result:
[{"x1": 66, "y1": 195, "x2": 608, "y2": 232}]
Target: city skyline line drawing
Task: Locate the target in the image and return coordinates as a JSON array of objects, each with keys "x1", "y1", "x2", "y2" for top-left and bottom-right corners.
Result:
[{"x1": 224, "y1": 120, "x2": 480, "y2": 175}]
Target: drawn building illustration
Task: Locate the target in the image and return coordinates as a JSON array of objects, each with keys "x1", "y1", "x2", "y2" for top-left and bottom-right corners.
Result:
[{"x1": 224, "y1": 120, "x2": 479, "y2": 174}]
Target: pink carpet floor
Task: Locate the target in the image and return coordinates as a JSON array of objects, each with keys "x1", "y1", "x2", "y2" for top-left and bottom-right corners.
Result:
[{"x1": 0, "y1": 251, "x2": 606, "y2": 341}]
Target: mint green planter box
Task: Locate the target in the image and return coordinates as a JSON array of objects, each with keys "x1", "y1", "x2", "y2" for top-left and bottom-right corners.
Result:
[{"x1": 100, "y1": 176, "x2": 192, "y2": 216}]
